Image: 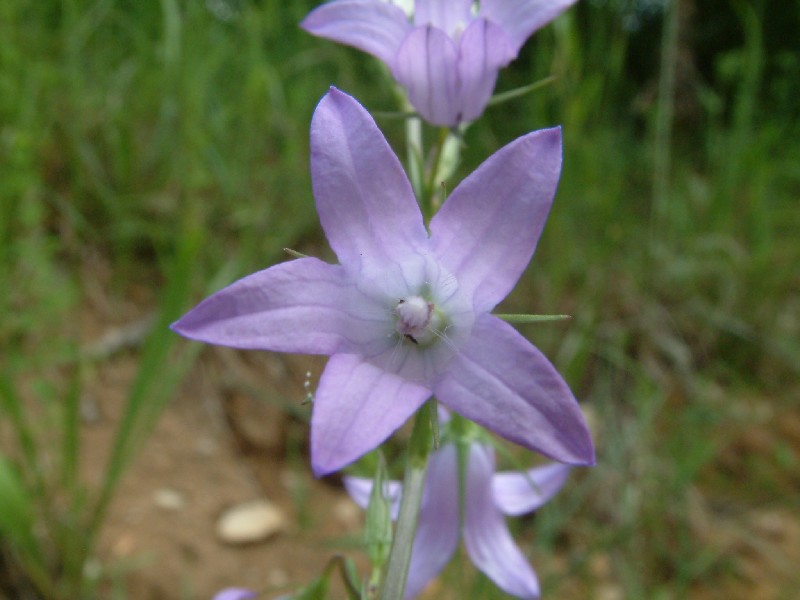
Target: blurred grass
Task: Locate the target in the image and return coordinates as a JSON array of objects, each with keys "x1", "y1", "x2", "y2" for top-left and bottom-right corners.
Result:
[{"x1": 1, "y1": 0, "x2": 798, "y2": 598}]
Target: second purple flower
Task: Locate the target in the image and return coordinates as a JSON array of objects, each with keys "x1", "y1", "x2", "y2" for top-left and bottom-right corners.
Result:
[
  {"x1": 302, "y1": 0, "x2": 578, "y2": 126},
  {"x1": 346, "y1": 441, "x2": 572, "y2": 598}
]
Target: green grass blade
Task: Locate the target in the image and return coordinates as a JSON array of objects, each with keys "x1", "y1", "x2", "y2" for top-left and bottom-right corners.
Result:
[
  {"x1": 61, "y1": 364, "x2": 82, "y2": 495},
  {"x1": 0, "y1": 375, "x2": 45, "y2": 497},
  {"x1": 89, "y1": 226, "x2": 201, "y2": 540},
  {"x1": 0, "y1": 455, "x2": 55, "y2": 595}
]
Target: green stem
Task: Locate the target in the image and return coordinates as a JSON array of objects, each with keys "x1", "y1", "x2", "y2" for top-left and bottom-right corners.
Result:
[
  {"x1": 382, "y1": 402, "x2": 433, "y2": 600},
  {"x1": 423, "y1": 127, "x2": 452, "y2": 218},
  {"x1": 651, "y1": 0, "x2": 679, "y2": 239},
  {"x1": 405, "y1": 115, "x2": 424, "y2": 203}
]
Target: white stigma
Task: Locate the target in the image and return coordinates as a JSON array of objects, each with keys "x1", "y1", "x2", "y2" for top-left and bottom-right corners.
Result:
[
  {"x1": 396, "y1": 296, "x2": 431, "y2": 331},
  {"x1": 395, "y1": 295, "x2": 441, "y2": 344}
]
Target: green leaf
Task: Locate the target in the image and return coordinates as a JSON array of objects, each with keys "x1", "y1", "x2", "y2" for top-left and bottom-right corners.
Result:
[
  {"x1": 487, "y1": 75, "x2": 558, "y2": 107},
  {"x1": 340, "y1": 556, "x2": 362, "y2": 600},
  {"x1": 293, "y1": 576, "x2": 330, "y2": 600},
  {"x1": 0, "y1": 455, "x2": 42, "y2": 563},
  {"x1": 496, "y1": 313, "x2": 571, "y2": 323},
  {"x1": 365, "y1": 454, "x2": 393, "y2": 568}
]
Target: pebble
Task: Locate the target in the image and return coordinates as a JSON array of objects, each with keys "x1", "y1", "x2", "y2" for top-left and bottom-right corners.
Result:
[
  {"x1": 153, "y1": 488, "x2": 186, "y2": 511},
  {"x1": 333, "y1": 497, "x2": 362, "y2": 530},
  {"x1": 216, "y1": 499, "x2": 286, "y2": 545}
]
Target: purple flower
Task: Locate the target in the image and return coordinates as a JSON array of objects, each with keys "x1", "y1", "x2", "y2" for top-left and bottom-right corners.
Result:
[
  {"x1": 301, "y1": 0, "x2": 578, "y2": 126},
  {"x1": 212, "y1": 589, "x2": 258, "y2": 600},
  {"x1": 345, "y1": 442, "x2": 571, "y2": 598},
  {"x1": 172, "y1": 88, "x2": 593, "y2": 476}
]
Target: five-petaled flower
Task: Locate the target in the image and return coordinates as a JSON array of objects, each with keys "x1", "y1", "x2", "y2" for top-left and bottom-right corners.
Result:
[
  {"x1": 346, "y1": 441, "x2": 572, "y2": 598},
  {"x1": 301, "y1": 0, "x2": 578, "y2": 126},
  {"x1": 171, "y1": 87, "x2": 593, "y2": 476}
]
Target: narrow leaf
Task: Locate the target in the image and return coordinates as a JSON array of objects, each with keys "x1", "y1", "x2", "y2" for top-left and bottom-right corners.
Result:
[
  {"x1": 487, "y1": 75, "x2": 557, "y2": 107},
  {"x1": 496, "y1": 313, "x2": 571, "y2": 323}
]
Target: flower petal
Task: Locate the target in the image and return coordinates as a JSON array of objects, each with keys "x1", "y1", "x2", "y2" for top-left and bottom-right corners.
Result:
[
  {"x1": 393, "y1": 26, "x2": 459, "y2": 126},
  {"x1": 463, "y1": 444, "x2": 540, "y2": 599},
  {"x1": 406, "y1": 443, "x2": 461, "y2": 599},
  {"x1": 493, "y1": 463, "x2": 571, "y2": 516},
  {"x1": 343, "y1": 476, "x2": 403, "y2": 520},
  {"x1": 413, "y1": 0, "x2": 472, "y2": 34},
  {"x1": 434, "y1": 314, "x2": 595, "y2": 465},
  {"x1": 456, "y1": 17, "x2": 516, "y2": 123},
  {"x1": 310, "y1": 88, "x2": 428, "y2": 276},
  {"x1": 480, "y1": 0, "x2": 578, "y2": 53},
  {"x1": 429, "y1": 127, "x2": 562, "y2": 313},
  {"x1": 311, "y1": 354, "x2": 431, "y2": 476},
  {"x1": 212, "y1": 589, "x2": 257, "y2": 600},
  {"x1": 301, "y1": 0, "x2": 411, "y2": 65},
  {"x1": 172, "y1": 258, "x2": 360, "y2": 355}
]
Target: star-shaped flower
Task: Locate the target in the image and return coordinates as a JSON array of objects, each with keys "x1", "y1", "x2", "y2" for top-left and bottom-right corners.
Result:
[
  {"x1": 172, "y1": 88, "x2": 593, "y2": 476},
  {"x1": 301, "y1": 0, "x2": 578, "y2": 126},
  {"x1": 346, "y1": 441, "x2": 572, "y2": 598}
]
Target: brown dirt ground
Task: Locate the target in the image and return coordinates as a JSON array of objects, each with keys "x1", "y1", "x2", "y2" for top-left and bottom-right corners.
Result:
[
  {"x1": 71, "y1": 254, "x2": 364, "y2": 600},
  {"x1": 83, "y1": 345, "x2": 364, "y2": 599},
  {"x1": 62, "y1": 256, "x2": 800, "y2": 600},
  {"x1": 82, "y1": 335, "x2": 800, "y2": 600}
]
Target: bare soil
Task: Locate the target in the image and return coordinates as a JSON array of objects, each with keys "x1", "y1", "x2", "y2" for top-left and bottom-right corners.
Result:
[
  {"x1": 70, "y1": 259, "x2": 800, "y2": 600},
  {"x1": 83, "y1": 346, "x2": 362, "y2": 599}
]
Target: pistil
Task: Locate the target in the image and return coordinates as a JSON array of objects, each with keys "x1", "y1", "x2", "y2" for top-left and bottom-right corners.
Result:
[{"x1": 395, "y1": 296, "x2": 440, "y2": 345}]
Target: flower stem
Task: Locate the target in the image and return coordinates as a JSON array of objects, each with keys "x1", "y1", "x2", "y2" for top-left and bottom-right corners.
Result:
[
  {"x1": 405, "y1": 115, "x2": 424, "y2": 203},
  {"x1": 381, "y1": 401, "x2": 434, "y2": 600}
]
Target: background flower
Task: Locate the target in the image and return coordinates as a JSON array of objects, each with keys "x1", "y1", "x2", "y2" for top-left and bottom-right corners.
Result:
[
  {"x1": 212, "y1": 588, "x2": 257, "y2": 600},
  {"x1": 346, "y1": 442, "x2": 572, "y2": 598},
  {"x1": 301, "y1": 0, "x2": 578, "y2": 126}
]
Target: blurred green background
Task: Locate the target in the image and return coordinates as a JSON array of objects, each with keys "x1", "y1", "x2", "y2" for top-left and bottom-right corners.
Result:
[{"x1": 1, "y1": 0, "x2": 798, "y2": 598}]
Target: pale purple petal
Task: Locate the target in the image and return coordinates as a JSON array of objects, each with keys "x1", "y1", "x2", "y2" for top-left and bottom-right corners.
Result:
[
  {"x1": 413, "y1": 0, "x2": 472, "y2": 34},
  {"x1": 405, "y1": 443, "x2": 460, "y2": 599},
  {"x1": 493, "y1": 463, "x2": 571, "y2": 516},
  {"x1": 429, "y1": 127, "x2": 562, "y2": 313},
  {"x1": 433, "y1": 314, "x2": 595, "y2": 466},
  {"x1": 480, "y1": 0, "x2": 578, "y2": 53},
  {"x1": 463, "y1": 444, "x2": 540, "y2": 599},
  {"x1": 456, "y1": 18, "x2": 516, "y2": 123},
  {"x1": 212, "y1": 589, "x2": 257, "y2": 600},
  {"x1": 393, "y1": 26, "x2": 459, "y2": 126},
  {"x1": 343, "y1": 476, "x2": 403, "y2": 520},
  {"x1": 311, "y1": 354, "x2": 431, "y2": 476},
  {"x1": 301, "y1": 0, "x2": 411, "y2": 65},
  {"x1": 171, "y1": 258, "x2": 356, "y2": 355},
  {"x1": 310, "y1": 88, "x2": 429, "y2": 275}
]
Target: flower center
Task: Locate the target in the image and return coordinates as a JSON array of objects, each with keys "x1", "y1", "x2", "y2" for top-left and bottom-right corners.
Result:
[{"x1": 395, "y1": 295, "x2": 441, "y2": 345}]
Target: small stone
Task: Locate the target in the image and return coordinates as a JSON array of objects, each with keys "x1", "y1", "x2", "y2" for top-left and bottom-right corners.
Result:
[
  {"x1": 588, "y1": 553, "x2": 612, "y2": 579},
  {"x1": 195, "y1": 437, "x2": 217, "y2": 457},
  {"x1": 80, "y1": 395, "x2": 103, "y2": 424},
  {"x1": 216, "y1": 499, "x2": 286, "y2": 545},
  {"x1": 153, "y1": 488, "x2": 185, "y2": 511},
  {"x1": 597, "y1": 584, "x2": 624, "y2": 600},
  {"x1": 268, "y1": 568, "x2": 289, "y2": 587},
  {"x1": 333, "y1": 497, "x2": 362, "y2": 530},
  {"x1": 110, "y1": 534, "x2": 136, "y2": 558}
]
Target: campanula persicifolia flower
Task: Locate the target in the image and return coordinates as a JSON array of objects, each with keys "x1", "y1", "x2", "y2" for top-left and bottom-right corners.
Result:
[
  {"x1": 172, "y1": 88, "x2": 593, "y2": 476},
  {"x1": 346, "y1": 442, "x2": 572, "y2": 598},
  {"x1": 301, "y1": 0, "x2": 578, "y2": 126}
]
